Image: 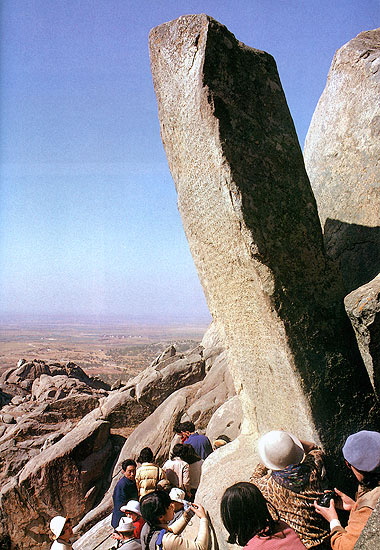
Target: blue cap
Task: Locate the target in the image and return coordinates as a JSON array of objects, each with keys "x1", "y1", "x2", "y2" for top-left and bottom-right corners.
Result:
[{"x1": 342, "y1": 430, "x2": 380, "y2": 472}]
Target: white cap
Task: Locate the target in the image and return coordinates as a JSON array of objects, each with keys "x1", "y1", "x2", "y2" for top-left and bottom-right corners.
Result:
[
  {"x1": 50, "y1": 516, "x2": 67, "y2": 538},
  {"x1": 120, "y1": 500, "x2": 140, "y2": 515},
  {"x1": 258, "y1": 431, "x2": 304, "y2": 470},
  {"x1": 169, "y1": 487, "x2": 186, "y2": 503},
  {"x1": 116, "y1": 516, "x2": 135, "y2": 532}
]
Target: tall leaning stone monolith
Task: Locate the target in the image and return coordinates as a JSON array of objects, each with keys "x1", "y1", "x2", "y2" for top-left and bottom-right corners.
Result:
[
  {"x1": 304, "y1": 29, "x2": 380, "y2": 295},
  {"x1": 149, "y1": 13, "x2": 378, "y2": 508}
]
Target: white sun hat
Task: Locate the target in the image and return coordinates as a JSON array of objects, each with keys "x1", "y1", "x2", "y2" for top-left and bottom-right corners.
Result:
[
  {"x1": 50, "y1": 516, "x2": 67, "y2": 539},
  {"x1": 258, "y1": 430, "x2": 305, "y2": 471},
  {"x1": 120, "y1": 500, "x2": 140, "y2": 515},
  {"x1": 169, "y1": 487, "x2": 186, "y2": 503},
  {"x1": 116, "y1": 516, "x2": 135, "y2": 532}
]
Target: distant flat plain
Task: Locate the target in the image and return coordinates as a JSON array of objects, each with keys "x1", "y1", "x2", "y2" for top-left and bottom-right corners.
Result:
[{"x1": 0, "y1": 319, "x2": 209, "y2": 384}]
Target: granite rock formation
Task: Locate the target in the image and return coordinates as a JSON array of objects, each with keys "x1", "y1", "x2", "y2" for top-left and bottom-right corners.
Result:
[
  {"x1": 344, "y1": 273, "x2": 380, "y2": 396},
  {"x1": 304, "y1": 28, "x2": 380, "y2": 295},
  {"x1": 149, "y1": 15, "x2": 379, "y2": 549},
  {"x1": 149, "y1": 12, "x2": 378, "y2": 462}
]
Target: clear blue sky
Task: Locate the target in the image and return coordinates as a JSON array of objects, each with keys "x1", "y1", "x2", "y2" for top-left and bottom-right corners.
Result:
[{"x1": 0, "y1": 1, "x2": 378, "y2": 323}]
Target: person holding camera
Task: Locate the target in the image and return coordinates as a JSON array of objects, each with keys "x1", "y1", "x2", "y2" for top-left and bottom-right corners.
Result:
[
  {"x1": 250, "y1": 430, "x2": 330, "y2": 548},
  {"x1": 314, "y1": 430, "x2": 380, "y2": 549}
]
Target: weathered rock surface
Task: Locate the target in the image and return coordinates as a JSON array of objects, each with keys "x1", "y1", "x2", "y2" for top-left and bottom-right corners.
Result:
[
  {"x1": 304, "y1": 28, "x2": 380, "y2": 294},
  {"x1": 73, "y1": 514, "x2": 114, "y2": 550},
  {"x1": 206, "y1": 395, "x2": 242, "y2": 443},
  {"x1": 344, "y1": 273, "x2": 380, "y2": 396},
  {"x1": 355, "y1": 498, "x2": 380, "y2": 549},
  {"x1": 149, "y1": 12, "x2": 378, "y2": 465},
  {"x1": 0, "y1": 419, "x2": 116, "y2": 549}
]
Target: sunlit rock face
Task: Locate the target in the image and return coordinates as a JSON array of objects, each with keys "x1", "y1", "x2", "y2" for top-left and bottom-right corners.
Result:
[
  {"x1": 304, "y1": 28, "x2": 380, "y2": 295},
  {"x1": 344, "y1": 273, "x2": 380, "y2": 396},
  {"x1": 149, "y1": 12, "x2": 377, "y2": 462}
]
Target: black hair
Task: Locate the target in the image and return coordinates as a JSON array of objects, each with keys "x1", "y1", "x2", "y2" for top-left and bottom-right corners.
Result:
[
  {"x1": 122, "y1": 459, "x2": 137, "y2": 471},
  {"x1": 181, "y1": 444, "x2": 201, "y2": 464},
  {"x1": 221, "y1": 482, "x2": 279, "y2": 546},
  {"x1": 171, "y1": 444, "x2": 184, "y2": 460},
  {"x1": 140, "y1": 490, "x2": 172, "y2": 550},
  {"x1": 359, "y1": 468, "x2": 380, "y2": 489},
  {"x1": 138, "y1": 447, "x2": 154, "y2": 463},
  {"x1": 181, "y1": 421, "x2": 195, "y2": 433},
  {"x1": 173, "y1": 422, "x2": 183, "y2": 434}
]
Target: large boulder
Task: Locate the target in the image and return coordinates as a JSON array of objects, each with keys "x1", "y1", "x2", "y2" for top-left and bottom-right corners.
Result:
[
  {"x1": 304, "y1": 28, "x2": 380, "y2": 295},
  {"x1": 149, "y1": 12, "x2": 377, "y2": 469},
  {"x1": 149, "y1": 15, "x2": 379, "y2": 550},
  {"x1": 344, "y1": 273, "x2": 380, "y2": 396}
]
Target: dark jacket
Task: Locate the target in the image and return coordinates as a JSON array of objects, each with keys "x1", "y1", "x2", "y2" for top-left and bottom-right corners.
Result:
[{"x1": 111, "y1": 476, "x2": 138, "y2": 528}]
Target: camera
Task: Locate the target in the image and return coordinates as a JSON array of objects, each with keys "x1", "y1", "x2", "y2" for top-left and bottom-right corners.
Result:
[{"x1": 317, "y1": 490, "x2": 336, "y2": 507}]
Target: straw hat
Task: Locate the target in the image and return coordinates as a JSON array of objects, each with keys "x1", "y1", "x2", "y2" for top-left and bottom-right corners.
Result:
[{"x1": 258, "y1": 430, "x2": 304, "y2": 470}]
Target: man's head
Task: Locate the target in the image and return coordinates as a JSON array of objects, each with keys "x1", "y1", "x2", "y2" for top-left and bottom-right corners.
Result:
[
  {"x1": 122, "y1": 459, "x2": 137, "y2": 481},
  {"x1": 173, "y1": 422, "x2": 183, "y2": 435},
  {"x1": 181, "y1": 421, "x2": 195, "y2": 438},
  {"x1": 116, "y1": 517, "x2": 135, "y2": 540}
]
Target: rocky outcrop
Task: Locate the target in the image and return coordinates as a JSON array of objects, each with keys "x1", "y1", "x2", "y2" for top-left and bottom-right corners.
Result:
[
  {"x1": 344, "y1": 274, "x2": 380, "y2": 396},
  {"x1": 304, "y1": 28, "x2": 380, "y2": 295},
  {"x1": 0, "y1": 325, "x2": 231, "y2": 548},
  {"x1": 149, "y1": 12, "x2": 377, "y2": 469},
  {"x1": 0, "y1": 419, "x2": 116, "y2": 549}
]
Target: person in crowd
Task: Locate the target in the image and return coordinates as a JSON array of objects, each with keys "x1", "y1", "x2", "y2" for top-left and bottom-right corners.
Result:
[
  {"x1": 112, "y1": 459, "x2": 138, "y2": 529},
  {"x1": 49, "y1": 516, "x2": 73, "y2": 549},
  {"x1": 180, "y1": 444, "x2": 204, "y2": 501},
  {"x1": 314, "y1": 430, "x2": 380, "y2": 549},
  {"x1": 157, "y1": 479, "x2": 172, "y2": 494},
  {"x1": 113, "y1": 517, "x2": 142, "y2": 550},
  {"x1": 181, "y1": 422, "x2": 213, "y2": 460},
  {"x1": 121, "y1": 500, "x2": 145, "y2": 539},
  {"x1": 139, "y1": 489, "x2": 208, "y2": 550},
  {"x1": 250, "y1": 430, "x2": 329, "y2": 548},
  {"x1": 169, "y1": 422, "x2": 185, "y2": 455},
  {"x1": 213, "y1": 434, "x2": 231, "y2": 450},
  {"x1": 221, "y1": 482, "x2": 306, "y2": 548},
  {"x1": 135, "y1": 447, "x2": 166, "y2": 498},
  {"x1": 168, "y1": 488, "x2": 187, "y2": 524},
  {"x1": 163, "y1": 444, "x2": 191, "y2": 498}
]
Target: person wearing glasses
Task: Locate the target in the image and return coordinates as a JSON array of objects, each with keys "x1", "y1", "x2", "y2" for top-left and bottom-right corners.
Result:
[{"x1": 314, "y1": 430, "x2": 380, "y2": 549}]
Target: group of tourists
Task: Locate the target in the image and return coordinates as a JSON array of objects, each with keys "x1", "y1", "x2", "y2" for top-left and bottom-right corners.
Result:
[{"x1": 49, "y1": 425, "x2": 380, "y2": 550}]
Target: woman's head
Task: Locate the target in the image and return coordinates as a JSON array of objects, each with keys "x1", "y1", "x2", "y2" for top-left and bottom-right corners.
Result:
[
  {"x1": 221, "y1": 482, "x2": 278, "y2": 546},
  {"x1": 181, "y1": 444, "x2": 201, "y2": 464},
  {"x1": 138, "y1": 447, "x2": 154, "y2": 463},
  {"x1": 171, "y1": 443, "x2": 184, "y2": 459},
  {"x1": 140, "y1": 490, "x2": 173, "y2": 526}
]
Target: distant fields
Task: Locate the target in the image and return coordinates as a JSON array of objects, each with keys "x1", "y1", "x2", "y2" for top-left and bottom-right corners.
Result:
[{"x1": 0, "y1": 320, "x2": 209, "y2": 385}]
